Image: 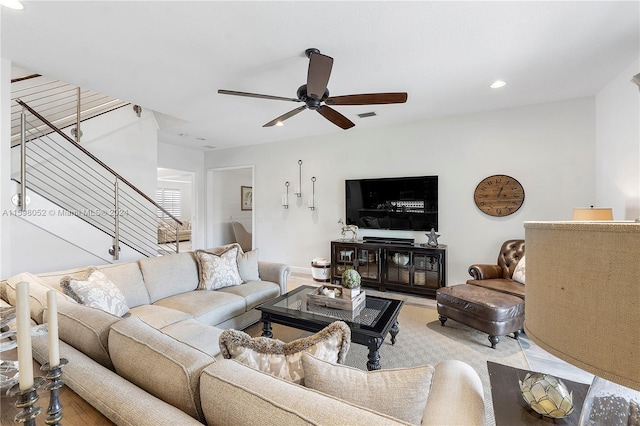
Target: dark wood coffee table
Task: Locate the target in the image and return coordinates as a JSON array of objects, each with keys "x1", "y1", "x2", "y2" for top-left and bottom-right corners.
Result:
[
  {"x1": 257, "y1": 285, "x2": 403, "y2": 371},
  {"x1": 488, "y1": 361, "x2": 590, "y2": 425}
]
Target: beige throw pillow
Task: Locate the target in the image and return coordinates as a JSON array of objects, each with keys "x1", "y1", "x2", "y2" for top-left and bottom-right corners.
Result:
[
  {"x1": 219, "y1": 321, "x2": 351, "y2": 384},
  {"x1": 237, "y1": 248, "x2": 260, "y2": 282},
  {"x1": 302, "y1": 353, "x2": 434, "y2": 425},
  {"x1": 196, "y1": 247, "x2": 243, "y2": 290},
  {"x1": 512, "y1": 255, "x2": 526, "y2": 284},
  {"x1": 60, "y1": 267, "x2": 129, "y2": 317}
]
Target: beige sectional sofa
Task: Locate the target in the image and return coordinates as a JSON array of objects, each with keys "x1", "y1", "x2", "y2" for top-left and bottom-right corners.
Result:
[{"x1": 1, "y1": 243, "x2": 485, "y2": 426}]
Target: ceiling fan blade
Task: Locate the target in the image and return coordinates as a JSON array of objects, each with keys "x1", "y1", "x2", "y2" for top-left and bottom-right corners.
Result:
[
  {"x1": 306, "y1": 53, "x2": 333, "y2": 100},
  {"x1": 317, "y1": 105, "x2": 355, "y2": 130},
  {"x1": 325, "y1": 92, "x2": 408, "y2": 106},
  {"x1": 218, "y1": 89, "x2": 300, "y2": 103},
  {"x1": 263, "y1": 105, "x2": 308, "y2": 127}
]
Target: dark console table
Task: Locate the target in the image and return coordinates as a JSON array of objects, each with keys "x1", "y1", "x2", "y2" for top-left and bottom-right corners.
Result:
[{"x1": 330, "y1": 239, "x2": 446, "y2": 298}]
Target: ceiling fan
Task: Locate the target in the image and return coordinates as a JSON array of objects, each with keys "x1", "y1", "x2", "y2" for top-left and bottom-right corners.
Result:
[{"x1": 218, "y1": 48, "x2": 408, "y2": 130}]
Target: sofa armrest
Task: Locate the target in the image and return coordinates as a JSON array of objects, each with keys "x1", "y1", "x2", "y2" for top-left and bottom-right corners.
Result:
[
  {"x1": 258, "y1": 261, "x2": 290, "y2": 294},
  {"x1": 422, "y1": 360, "x2": 484, "y2": 426},
  {"x1": 468, "y1": 264, "x2": 503, "y2": 280}
]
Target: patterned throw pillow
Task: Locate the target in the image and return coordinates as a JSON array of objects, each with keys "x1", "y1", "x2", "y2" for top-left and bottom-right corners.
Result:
[
  {"x1": 196, "y1": 247, "x2": 243, "y2": 290},
  {"x1": 219, "y1": 321, "x2": 351, "y2": 384},
  {"x1": 302, "y1": 353, "x2": 434, "y2": 425},
  {"x1": 61, "y1": 267, "x2": 129, "y2": 316},
  {"x1": 513, "y1": 256, "x2": 526, "y2": 284}
]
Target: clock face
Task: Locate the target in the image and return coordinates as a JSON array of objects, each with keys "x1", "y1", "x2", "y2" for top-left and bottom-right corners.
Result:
[{"x1": 474, "y1": 175, "x2": 525, "y2": 217}]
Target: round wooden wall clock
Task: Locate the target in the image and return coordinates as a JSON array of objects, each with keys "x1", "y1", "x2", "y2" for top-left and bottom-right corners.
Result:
[{"x1": 474, "y1": 174, "x2": 525, "y2": 217}]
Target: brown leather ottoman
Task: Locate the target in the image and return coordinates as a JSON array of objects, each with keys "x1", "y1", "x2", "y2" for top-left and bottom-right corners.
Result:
[{"x1": 436, "y1": 284, "x2": 524, "y2": 349}]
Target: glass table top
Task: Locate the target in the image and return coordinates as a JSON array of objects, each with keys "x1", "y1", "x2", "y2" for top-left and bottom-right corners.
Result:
[{"x1": 261, "y1": 285, "x2": 398, "y2": 331}]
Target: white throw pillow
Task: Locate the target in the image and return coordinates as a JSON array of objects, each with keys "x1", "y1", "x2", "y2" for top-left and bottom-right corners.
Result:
[
  {"x1": 302, "y1": 353, "x2": 434, "y2": 425},
  {"x1": 196, "y1": 247, "x2": 243, "y2": 290},
  {"x1": 513, "y1": 256, "x2": 526, "y2": 284},
  {"x1": 237, "y1": 249, "x2": 260, "y2": 282},
  {"x1": 61, "y1": 267, "x2": 129, "y2": 316}
]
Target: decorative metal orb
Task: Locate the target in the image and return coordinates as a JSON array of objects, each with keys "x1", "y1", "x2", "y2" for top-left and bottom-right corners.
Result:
[{"x1": 519, "y1": 373, "x2": 574, "y2": 419}]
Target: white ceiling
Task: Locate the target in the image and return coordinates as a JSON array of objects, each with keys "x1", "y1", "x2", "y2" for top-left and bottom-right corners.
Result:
[{"x1": 2, "y1": 1, "x2": 638, "y2": 151}]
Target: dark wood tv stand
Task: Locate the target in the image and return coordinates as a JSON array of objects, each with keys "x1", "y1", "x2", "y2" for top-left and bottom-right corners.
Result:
[{"x1": 330, "y1": 239, "x2": 447, "y2": 298}]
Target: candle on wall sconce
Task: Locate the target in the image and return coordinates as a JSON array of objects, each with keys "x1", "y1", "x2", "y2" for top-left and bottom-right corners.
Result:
[
  {"x1": 309, "y1": 177, "x2": 316, "y2": 210},
  {"x1": 295, "y1": 160, "x2": 302, "y2": 197},
  {"x1": 282, "y1": 181, "x2": 290, "y2": 209}
]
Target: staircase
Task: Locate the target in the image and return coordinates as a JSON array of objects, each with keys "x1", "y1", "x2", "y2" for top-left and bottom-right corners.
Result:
[{"x1": 10, "y1": 73, "x2": 183, "y2": 261}]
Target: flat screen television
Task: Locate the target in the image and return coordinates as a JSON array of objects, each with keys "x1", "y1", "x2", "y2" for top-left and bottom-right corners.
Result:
[{"x1": 345, "y1": 176, "x2": 438, "y2": 231}]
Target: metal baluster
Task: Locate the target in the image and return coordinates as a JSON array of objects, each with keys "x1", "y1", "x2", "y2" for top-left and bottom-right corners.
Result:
[{"x1": 19, "y1": 108, "x2": 26, "y2": 211}]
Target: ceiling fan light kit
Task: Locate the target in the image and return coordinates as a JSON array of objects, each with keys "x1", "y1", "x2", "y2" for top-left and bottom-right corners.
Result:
[{"x1": 218, "y1": 48, "x2": 407, "y2": 130}]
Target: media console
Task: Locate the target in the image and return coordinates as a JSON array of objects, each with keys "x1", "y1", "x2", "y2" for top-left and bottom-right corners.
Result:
[{"x1": 331, "y1": 239, "x2": 447, "y2": 298}]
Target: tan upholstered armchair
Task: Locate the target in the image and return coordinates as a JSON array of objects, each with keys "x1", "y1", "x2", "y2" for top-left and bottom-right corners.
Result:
[{"x1": 467, "y1": 239, "x2": 525, "y2": 298}]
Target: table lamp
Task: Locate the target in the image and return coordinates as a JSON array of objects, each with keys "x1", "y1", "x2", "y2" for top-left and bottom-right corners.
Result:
[
  {"x1": 571, "y1": 206, "x2": 613, "y2": 221},
  {"x1": 524, "y1": 221, "x2": 639, "y2": 425}
]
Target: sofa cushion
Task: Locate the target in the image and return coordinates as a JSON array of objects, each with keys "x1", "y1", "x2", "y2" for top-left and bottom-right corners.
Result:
[
  {"x1": 138, "y1": 252, "x2": 199, "y2": 302},
  {"x1": 219, "y1": 321, "x2": 351, "y2": 384},
  {"x1": 160, "y1": 319, "x2": 224, "y2": 358},
  {"x1": 200, "y1": 359, "x2": 408, "y2": 425},
  {"x1": 128, "y1": 304, "x2": 193, "y2": 329},
  {"x1": 153, "y1": 290, "x2": 246, "y2": 327},
  {"x1": 109, "y1": 317, "x2": 216, "y2": 422},
  {"x1": 302, "y1": 353, "x2": 434, "y2": 425},
  {"x1": 217, "y1": 280, "x2": 280, "y2": 310},
  {"x1": 195, "y1": 247, "x2": 243, "y2": 290},
  {"x1": 237, "y1": 249, "x2": 260, "y2": 282},
  {"x1": 53, "y1": 296, "x2": 121, "y2": 369},
  {"x1": 96, "y1": 262, "x2": 151, "y2": 307},
  {"x1": 61, "y1": 268, "x2": 129, "y2": 317}
]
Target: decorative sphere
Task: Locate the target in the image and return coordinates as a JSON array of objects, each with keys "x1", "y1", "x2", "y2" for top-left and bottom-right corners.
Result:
[
  {"x1": 341, "y1": 269, "x2": 361, "y2": 289},
  {"x1": 519, "y1": 373, "x2": 574, "y2": 419}
]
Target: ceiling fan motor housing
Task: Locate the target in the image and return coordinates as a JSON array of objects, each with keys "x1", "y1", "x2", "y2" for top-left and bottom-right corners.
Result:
[{"x1": 297, "y1": 84, "x2": 329, "y2": 110}]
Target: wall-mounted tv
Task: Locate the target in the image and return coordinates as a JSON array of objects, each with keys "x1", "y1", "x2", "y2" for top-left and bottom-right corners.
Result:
[{"x1": 345, "y1": 176, "x2": 438, "y2": 231}]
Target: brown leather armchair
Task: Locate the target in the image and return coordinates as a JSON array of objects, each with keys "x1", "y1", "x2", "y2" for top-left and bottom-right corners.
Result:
[{"x1": 467, "y1": 239, "x2": 525, "y2": 298}]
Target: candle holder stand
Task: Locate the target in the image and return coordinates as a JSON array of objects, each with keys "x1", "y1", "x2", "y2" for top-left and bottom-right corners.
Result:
[
  {"x1": 41, "y1": 358, "x2": 68, "y2": 426},
  {"x1": 9, "y1": 376, "x2": 46, "y2": 426}
]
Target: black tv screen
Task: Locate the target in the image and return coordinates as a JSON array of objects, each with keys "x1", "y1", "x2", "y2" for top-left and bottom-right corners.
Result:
[{"x1": 345, "y1": 176, "x2": 438, "y2": 231}]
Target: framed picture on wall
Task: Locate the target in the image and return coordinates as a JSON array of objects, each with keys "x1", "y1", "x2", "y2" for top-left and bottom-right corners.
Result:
[{"x1": 241, "y1": 186, "x2": 253, "y2": 211}]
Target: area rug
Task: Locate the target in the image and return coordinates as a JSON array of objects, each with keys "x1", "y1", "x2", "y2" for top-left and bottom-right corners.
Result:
[{"x1": 244, "y1": 302, "x2": 529, "y2": 426}]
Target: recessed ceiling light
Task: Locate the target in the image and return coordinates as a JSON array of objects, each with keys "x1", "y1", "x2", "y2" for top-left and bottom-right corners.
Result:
[
  {"x1": 179, "y1": 133, "x2": 188, "y2": 137},
  {"x1": 490, "y1": 80, "x2": 507, "y2": 89},
  {"x1": 0, "y1": 0, "x2": 24, "y2": 9}
]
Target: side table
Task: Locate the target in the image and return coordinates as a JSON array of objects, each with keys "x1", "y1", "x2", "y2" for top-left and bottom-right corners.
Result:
[{"x1": 488, "y1": 361, "x2": 590, "y2": 425}]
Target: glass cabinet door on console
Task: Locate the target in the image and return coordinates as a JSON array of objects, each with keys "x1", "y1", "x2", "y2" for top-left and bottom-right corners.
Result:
[
  {"x1": 385, "y1": 249, "x2": 412, "y2": 285},
  {"x1": 413, "y1": 253, "x2": 443, "y2": 289},
  {"x1": 331, "y1": 243, "x2": 380, "y2": 285}
]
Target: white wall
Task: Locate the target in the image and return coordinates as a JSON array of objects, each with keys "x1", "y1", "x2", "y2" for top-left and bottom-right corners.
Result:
[
  {"x1": 207, "y1": 167, "x2": 252, "y2": 247},
  {"x1": 205, "y1": 97, "x2": 596, "y2": 285},
  {"x1": 595, "y1": 59, "x2": 640, "y2": 220}
]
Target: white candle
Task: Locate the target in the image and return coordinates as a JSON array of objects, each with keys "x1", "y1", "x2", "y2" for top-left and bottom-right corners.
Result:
[
  {"x1": 16, "y1": 281, "x2": 34, "y2": 390},
  {"x1": 47, "y1": 290, "x2": 60, "y2": 367}
]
